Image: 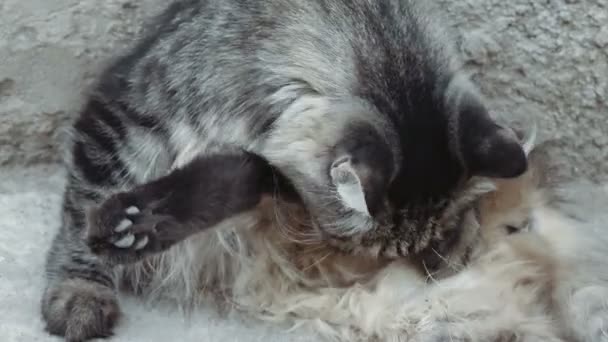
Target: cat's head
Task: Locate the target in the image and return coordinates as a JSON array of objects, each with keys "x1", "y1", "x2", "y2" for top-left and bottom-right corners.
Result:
[
  {"x1": 262, "y1": 71, "x2": 527, "y2": 256},
  {"x1": 264, "y1": 74, "x2": 530, "y2": 259},
  {"x1": 327, "y1": 74, "x2": 530, "y2": 258}
]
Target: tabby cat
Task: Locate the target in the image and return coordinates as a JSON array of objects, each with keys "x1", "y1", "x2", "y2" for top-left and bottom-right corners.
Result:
[{"x1": 41, "y1": 0, "x2": 528, "y2": 340}]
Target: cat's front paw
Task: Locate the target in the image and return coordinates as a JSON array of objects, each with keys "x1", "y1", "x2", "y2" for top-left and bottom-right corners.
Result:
[{"x1": 86, "y1": 192, "x2": 174, "y2": 264}]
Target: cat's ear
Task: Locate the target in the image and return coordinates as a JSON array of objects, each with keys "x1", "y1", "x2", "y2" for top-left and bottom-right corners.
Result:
[
  {"x1": 329, "y1": 122, "x2": 395, "y2": 216},
  {"x1": 447, "y1": 80, "x2": 527, "y2": 179}
]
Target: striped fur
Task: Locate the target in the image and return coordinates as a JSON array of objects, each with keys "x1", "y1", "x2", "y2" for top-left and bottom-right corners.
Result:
[{"x1": 42, "y1": 0, "x2": 530, "y2": 340}]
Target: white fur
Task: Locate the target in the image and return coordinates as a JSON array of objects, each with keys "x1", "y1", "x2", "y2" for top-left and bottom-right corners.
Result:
[
  {"x1": 119, "y1": 146, "x2": 608, "y2": 342},
  {"x1": 331, "y1": 159, "x2": 370, "y2": 215}
]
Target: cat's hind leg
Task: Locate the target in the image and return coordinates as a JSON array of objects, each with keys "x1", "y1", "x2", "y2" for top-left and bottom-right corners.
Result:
[
  {"x1": 42, "y1": 193, "x2": 122, "y2": 342},
  {"x1": 42, "y1": 276, "x2": 120, "y2": 341}
]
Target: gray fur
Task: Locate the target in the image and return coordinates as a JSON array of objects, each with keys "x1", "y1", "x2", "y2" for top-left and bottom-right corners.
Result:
[{"x1": 42, "y1": 0, "x2": 527, "y2": 340}]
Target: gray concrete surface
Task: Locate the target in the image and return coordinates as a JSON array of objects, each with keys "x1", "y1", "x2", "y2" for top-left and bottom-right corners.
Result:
[{"x1": 1, "y1": 0, "x2": 606, "y2": 181}]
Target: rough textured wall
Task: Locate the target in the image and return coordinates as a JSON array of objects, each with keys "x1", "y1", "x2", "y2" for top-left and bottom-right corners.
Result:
[
  {"x1": 0, "y1": 0, "x2": 165, "y2": 165},
  {"x1": 437, "y1": 0, "x2": 607, "y2": 182},
  {"x1": 1, "y1": 0, "x2": 606, "y2": 180}
]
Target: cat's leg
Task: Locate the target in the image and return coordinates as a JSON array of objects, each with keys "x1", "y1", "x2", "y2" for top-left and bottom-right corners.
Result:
[
  {"x1": 42, "y1": 186, "x2": 123, "y2": 341},
  {"x1": 261, "y1": 96, "x2": 399, "y2": 242},
  {"x1": 43, "y1": 101, "x2": 274, "y2": 340},
  {"x1": 43, "y1": 106, "x2": 148, "y2": 341},
  {"x1": 43, "y1": 149, "x2": 278, "y2": 341},
  {"x1": 85, "y1": 152, "x2": 286, "y2": 265}
]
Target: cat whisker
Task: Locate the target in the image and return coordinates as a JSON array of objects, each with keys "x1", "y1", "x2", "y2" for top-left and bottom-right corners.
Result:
[
  {"x1": 421, "y1": 261, "x2": 442, "y2": 287},
  {"x1": 302, "y1": 252, "x2": 332, "y2": 272},
  {"x1": 430, "y1": 248, "x2": 466, "y2": 271}
]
